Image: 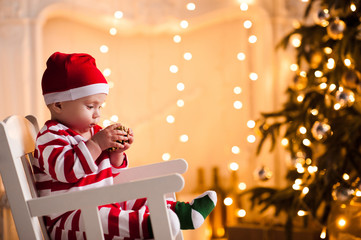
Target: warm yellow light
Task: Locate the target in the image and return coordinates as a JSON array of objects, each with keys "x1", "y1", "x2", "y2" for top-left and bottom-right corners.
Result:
[
  {"x1": 216, "y1": 228, "x2": 225, "y2": 237},
  {"x1": 162, "y1": 153, "x2": 171, "y2": 161},
  {"x1": 183, "y1": 52, "x2": 192, "y2": 60},
  {"x1": 299, "y1": 126, "x2": 307, "y2": 134},
  {"x1": 180, "y1": 134, "x2": 189, "y2": 142},
  {"x1": 351, "y1": 3, "x2": 357, "y2": 12},
  {"x1": 234, "y1": 86, "x2": 242, "y2": 94},
  {"x1": 224, "y1": 197, "x2": 233, "y2": 206},
  {"x1": 343, "y1": 173, "x2": 350, "y2": 180},
  {"x1": 292, "y1": 39, "x2": 301, "y2": 47},
  {"x1": 356, "y1": 190, "x2": 361, "y2": 197},
  {"x1": 180, "y1": 20, "x2": 189, "y2": 29},
  {"x1": 329, "y1": 84, "x2": 336, "y2": 91},
  {"x1": 243, "y1": 20, "x2": 252, "y2": 29},
  {"x1": 300, "y1": 71, "x2": 307, "y2": 77},
  {"x1": 297, "y1": 95, "x2": 304, "y2": 102},
  {"x1": 170, "y1": 65, "x2": 178, "y2": 73},
  {"x1": 249, "y1": 72, "x2": 258, "y2": 81},
  {"x1": 296, "y1": 162, "x2": 303, "y2": 169},
  {"x1": 229, "y1": 162, "x2": 239, "y2": 171},
  {"x1": 240, "y1": 3, "x2": 248, "y2": 11},
  {"x1": 327, "y1": 58, "x2": 335, "y2": 69},
  {"x1": 305, "y1": 158, "x2": 312, "y2": 165},
  {"x1": 109, "y1": 27, "x2": 117, "y2": 35},
  {"x1": 186, "y1": 2, "x2": 196, "y2": 11},
  {"x1": 248, "y1": 35, "x2": 257, "y2": 43},
  {"x1": 297, "y1": 165, "x2": 305, "y2": 173},
  {"x1": 232, "y1": 146, "x2": 240, "y2": 154},
  {"x1": 103, "y1": 120, "x2": 111, "y2": 127},
  {"x1": 297, "y1": 210, "x2": 306, "y2": 216},
  {"x1": 320, "y1": 227, "x2": 327, "y2": 239},
  {"x1": 247, "y1": 120, "x2": 256, "y2": 128},
  {"x1": 295, "y1": 179, "x2": 302, "y2": 185},
  {"x1": 344, "y1": 58, "x2": 352, "y2": 67},
  {"x1": 177, "y1": 83, "x2": 185, "y2": 91},
  {"x1": 303, "y1": 139, "x2": 311, "y2": 146},
  {"x1": 315, "y1": 70, "x2": 323, "y2": 78},
  {"x1": 237, "y1": 209, "x2": 246, "y2": 217},
  {"x1": 319, "y1": 83, "x2": 327, "y2": 89},
  {"x1": 237, "y1": 52, "x2": 246, "y2": 61},
  {"x1": 290, "y1": 64, "x2": 299, "y2": 71},
  {"x1": 337, "y1": 218, "x2": 347, "y2": 228},
  {"x1": 239, "y1": 182, "x2": 247, "y2": 190},
  {"x1": 308, "y1": 166, "x2": 316, "y2": 174},
  {"x1": 177, "y1": 99, "x2": 185, "y2": 107},
  {"x1": 247, "y1": 135, "x2": 256, "y2": 143},
  {"x1": 324, "y1": 47, "x2": 333, "y2": 54},
  {"x1": 292, "y1": 184, "x2": 301, "y2": 190},
  {"x1": 281, "y1": 138, "x2": 289, "y2": 146},
  {"x1": 114, "y1": 11, "x2": 123, "y2": 19},
  {"x1": 291, "y1": 34, "x2": 302, "y2": 47},
  {"x1": 173, "y1": 35, "x2": 182, "y2": 43},
  {"x1": 100, "y1": 45, "x2": 109, "y2": 53},
  {"x1": 302, "y1": 187, "x2": 309, "y2": 194},
  {"x1": 166, "y1": 115, "x2": 175, "y2": 123},
  {"x1": 103, "y1": 68, "x2": 111, "y2": 77},
  {"x1": 233, "y1": 101, "x2": 243, "y2": 109},
  {"x1": 110, "y1": 115, "x2": 119, "y2": 122},
  {"x1": 334, "y1": 103, "x2": 341, "y2": 110},
  {"x1": 311, "y1": 109, "x2": 318, "y2": 115}
]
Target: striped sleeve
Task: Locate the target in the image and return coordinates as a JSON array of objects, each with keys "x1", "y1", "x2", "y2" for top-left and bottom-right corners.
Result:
[
  {"x1": 111, "y1": 153, "x2": 128, "y2": 176},
  {"x1": 35, "y1": 123, "x2": 98, "y2": 183}
]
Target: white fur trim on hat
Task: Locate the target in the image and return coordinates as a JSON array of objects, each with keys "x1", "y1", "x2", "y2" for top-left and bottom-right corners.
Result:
[{"x1": 43, "y1": 83, "x2": 109, "y2": 105}]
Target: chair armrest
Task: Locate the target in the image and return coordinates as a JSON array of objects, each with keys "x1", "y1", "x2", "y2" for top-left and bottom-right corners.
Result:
[
  {"x1": 114, "y1": 158, "x2": 188, "y2": 184},
  {"x1": 27, "y1": 173, "x2": 184, "y2": 217},
  {"x1": 27, "y1": 173, "x2": 184, "y2": 240}
]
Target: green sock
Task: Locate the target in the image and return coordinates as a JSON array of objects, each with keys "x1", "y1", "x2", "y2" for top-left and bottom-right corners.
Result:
[{"x1": 174, "y1": 190, "x2": 217, "y2": 229}]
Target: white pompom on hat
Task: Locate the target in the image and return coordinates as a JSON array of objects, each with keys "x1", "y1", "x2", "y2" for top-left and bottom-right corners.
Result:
[{"x1": 42, "y1": 52, "x2": 109, "y2": 105}]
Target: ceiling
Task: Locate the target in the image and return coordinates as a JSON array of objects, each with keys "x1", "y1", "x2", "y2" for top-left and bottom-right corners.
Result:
[{"x1": 40, "y1": 0, "x2": 268, "y2": 34}]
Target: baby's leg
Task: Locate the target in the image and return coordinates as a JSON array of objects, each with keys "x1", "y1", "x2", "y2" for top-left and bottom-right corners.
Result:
[
  {"x1": 48, "y1": 199, "x2": 181, "y2": 239},
  {"x1": 98, "y1": 203, "x2": 152, "y2": 239},
  {"x1": 124, "y1": 198, "x2": 181, "y2": 237},
  {"x1": 101, "y1": 199, "x2": 181, "y2": 239},
  {"x1": 168, "y1": 190, "x2": 217, "y2": 229}
]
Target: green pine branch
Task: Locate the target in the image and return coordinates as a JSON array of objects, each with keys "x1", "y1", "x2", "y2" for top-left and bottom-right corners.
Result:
[{"x1": 246, "y1": 0, "x2": 361, "y2": 238}]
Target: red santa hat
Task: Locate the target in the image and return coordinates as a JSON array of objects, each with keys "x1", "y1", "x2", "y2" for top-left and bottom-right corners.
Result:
[{"x1": 42, "y1": 52, "x2": 109, "y2": 105}]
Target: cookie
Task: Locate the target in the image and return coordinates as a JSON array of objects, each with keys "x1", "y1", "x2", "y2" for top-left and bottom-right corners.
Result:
[{"x1": 108, "y1": 124, "x2": 129, "y2": 152}]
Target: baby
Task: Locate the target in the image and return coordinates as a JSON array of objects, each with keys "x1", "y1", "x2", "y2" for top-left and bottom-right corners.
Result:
[{"x1": 32, "y1": 52, "x2": 217, "y2": 239}]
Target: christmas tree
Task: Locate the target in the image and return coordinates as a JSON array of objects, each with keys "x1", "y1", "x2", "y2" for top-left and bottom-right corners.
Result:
[{"x1": 246, "y1": 0, "x2": 361, "y2": 239}]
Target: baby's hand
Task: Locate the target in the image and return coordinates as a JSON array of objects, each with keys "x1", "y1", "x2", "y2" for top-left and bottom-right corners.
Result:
[
  {"x1": 90, "y1": 124, "x2": 129, "y2": 151},
  {"x1": 111, "y1": 127, "x2": 134, "y2": 153},
  {"x1": 109, "y1": 128, "x2": 134, "y2": 167}
]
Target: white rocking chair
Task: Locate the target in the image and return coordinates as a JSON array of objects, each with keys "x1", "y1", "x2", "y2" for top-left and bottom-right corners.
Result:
[{"x1": 0, "y1": 115, "x2": 187, "y2": 240}]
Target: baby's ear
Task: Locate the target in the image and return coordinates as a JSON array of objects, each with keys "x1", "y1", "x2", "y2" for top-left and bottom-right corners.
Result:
[{"x1": 49, "y1": 102, "x2": 62, "y2": 113}]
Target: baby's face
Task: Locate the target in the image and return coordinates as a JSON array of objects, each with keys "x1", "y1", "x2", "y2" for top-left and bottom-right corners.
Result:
[{"x1": 57, "y1": 93, "x2": 107, "y2": 135}]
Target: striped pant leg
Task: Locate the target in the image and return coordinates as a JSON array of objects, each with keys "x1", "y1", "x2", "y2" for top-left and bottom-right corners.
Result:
[{"x1": 99, "y1": 200, "x2": 152, "y2": 239}]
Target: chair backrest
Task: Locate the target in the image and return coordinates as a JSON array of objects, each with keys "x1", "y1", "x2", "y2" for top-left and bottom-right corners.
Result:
[{"x1": 0, "y1": 115, "x2": 48, "y2": 239}]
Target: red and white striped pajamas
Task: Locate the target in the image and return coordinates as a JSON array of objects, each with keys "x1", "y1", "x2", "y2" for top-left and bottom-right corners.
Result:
[{"x1": 32, "y1": 120, "x2": 160, "y2": 239}]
